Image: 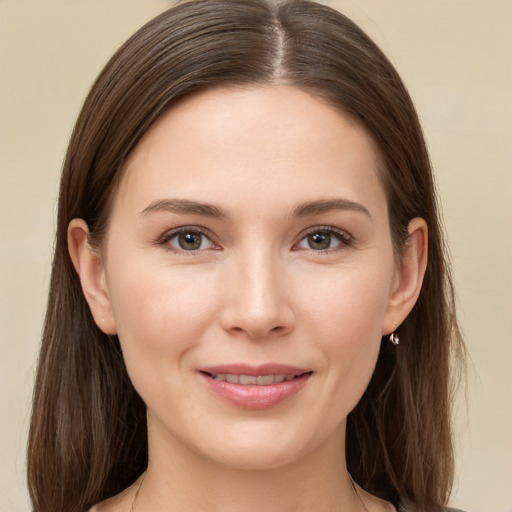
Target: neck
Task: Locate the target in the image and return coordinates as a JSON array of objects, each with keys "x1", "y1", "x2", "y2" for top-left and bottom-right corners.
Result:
[{"x1": 135, "y1": 418, "x2": 366, "y2": 512}]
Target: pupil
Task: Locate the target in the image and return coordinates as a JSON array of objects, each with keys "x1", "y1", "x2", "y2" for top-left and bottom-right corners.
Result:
[
  {"x1": 178, "y1": 232, "x2": 201, "y2": 250},
  {"x1": 309, "y1": 232, "x2": 331, "y2": 250}
]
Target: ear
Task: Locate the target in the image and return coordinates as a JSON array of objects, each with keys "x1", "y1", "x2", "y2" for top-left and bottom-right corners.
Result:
[
  {"x1": 67, "y1": 219, "x2": 117, "y2": 335},
  {"x1": 382, "y1": 217, "x2": 428, "y2": 335}
]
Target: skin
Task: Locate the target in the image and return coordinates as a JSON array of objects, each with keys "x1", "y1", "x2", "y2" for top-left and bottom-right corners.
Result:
[{"x1": 69, "y1": 85, "x2": 427, "y2": 512}]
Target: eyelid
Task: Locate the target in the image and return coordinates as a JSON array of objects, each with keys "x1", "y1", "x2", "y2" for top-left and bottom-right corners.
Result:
[
  {"x1": 293, "y1": 225, "x2": 353, "y2": 252},
  {"x1": 154, "y1": 224, "x2": 353, "y2": 254},
  {"x1": 156, "y1": 225, "x2": 220, "y2": 253}
]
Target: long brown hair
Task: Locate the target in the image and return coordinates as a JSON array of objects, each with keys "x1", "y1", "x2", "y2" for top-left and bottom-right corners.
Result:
[{"x1": 27, "y1": 1, "x2": 465, "y2": 511}]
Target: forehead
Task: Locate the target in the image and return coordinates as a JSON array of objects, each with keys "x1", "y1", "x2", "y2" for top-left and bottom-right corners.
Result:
[{"x1": 115, "y1": 85, "x2": 386, "y2": 218}]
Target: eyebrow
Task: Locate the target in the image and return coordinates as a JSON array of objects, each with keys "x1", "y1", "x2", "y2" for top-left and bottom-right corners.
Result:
[
  {"x1": 139, "y1": 199, "x2": 227, "y2": 219},
  {"x1": 293, "y1": 198, "x2": 372, "y2": 219},
  {"x1": 139, "y1": 197, "x2": 371, "y2": 220}
]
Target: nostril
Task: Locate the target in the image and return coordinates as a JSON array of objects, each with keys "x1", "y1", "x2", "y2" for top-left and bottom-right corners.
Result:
[
  {"x1": 219, "y1": 299, "x2": 295, "y2": 339},
  {"x1": 227, "y1": 323, "x2": 290, "y2": 339}
]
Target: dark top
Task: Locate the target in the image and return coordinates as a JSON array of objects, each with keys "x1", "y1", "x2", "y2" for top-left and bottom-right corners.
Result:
[{"x1": 398, "y1": 502, "x2": 466, "y2": 512}]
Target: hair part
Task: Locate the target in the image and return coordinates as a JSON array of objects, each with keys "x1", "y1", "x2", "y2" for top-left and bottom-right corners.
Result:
[{"x1": 28, "y1": 1, "x2": 465, "y2": 511}]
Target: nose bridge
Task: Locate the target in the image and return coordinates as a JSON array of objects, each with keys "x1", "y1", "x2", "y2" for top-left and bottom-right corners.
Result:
[{"x1": 221, "y1": 243, "x2": 293, "y2": 338}]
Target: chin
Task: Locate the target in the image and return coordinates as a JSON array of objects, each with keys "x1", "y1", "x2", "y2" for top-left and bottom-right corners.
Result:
[
  {"x1": 206, "y1": 441, "x2": 307, "y2": 471},
  {"x1": 191, "y1": 418, "x2": 339, "y2": 472}
]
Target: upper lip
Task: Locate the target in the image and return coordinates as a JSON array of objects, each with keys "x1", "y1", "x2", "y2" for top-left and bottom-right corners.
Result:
[{"x1": 199, "y1": 363, "x2": 311, "y2": 377}]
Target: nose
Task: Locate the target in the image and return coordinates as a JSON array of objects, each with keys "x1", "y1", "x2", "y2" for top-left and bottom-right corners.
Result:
[{"x1": 219, "y1": 249, "x2": 295, "y2": 340}]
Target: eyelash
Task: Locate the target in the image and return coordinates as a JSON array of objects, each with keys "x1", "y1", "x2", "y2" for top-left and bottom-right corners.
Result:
[
  {"x1": 156, "y1": 225, "x2": 353, "y2": 254},
  {"x1": 156, "y1": 227, "x2": 219, "y2": 254},
  {"x1": 294, "y1": 226, "x2": 353, "y2": 254}
]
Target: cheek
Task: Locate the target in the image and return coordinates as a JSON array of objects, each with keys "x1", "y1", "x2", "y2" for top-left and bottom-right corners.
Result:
[
  {"x1": 300, "y1": 262, "x2": 392, "y2": 341},
  {"x1": 106, "y1": 261, "x2": 218, "y2": 367},
  {"x1": 297, "y1": 263, "x2": 392, "y2": 399}
]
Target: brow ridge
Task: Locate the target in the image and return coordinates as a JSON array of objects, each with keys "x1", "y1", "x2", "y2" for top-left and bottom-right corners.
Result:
[
  {"x1": 293, "y1": 198, "x2": 371, "y2": 218},
  {"x1": 139, "y1": 197, "x2": 370, "y2": 220},
  {"x1": 139, "y1": 199, "x2": 227, "y2": 218}
]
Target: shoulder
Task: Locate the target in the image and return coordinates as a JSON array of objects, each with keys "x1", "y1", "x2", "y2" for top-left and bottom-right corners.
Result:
[
  {"x1": 88, "y1": 473, "x2": 144, "y2": 512},
  {"x1": 87, "y1": 496, "x2": 128, "y2": 512},
  {"x1": 398, "y1": 503, "x2": 468, "y2": 512},
  {"x1": 87, "y1": 485, "x2": 136, "y2": 512}
]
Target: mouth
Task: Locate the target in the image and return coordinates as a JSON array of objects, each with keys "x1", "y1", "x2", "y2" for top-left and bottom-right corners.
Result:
[
  {"x1": 202, "y1": 372, "x2": 310, "y2": 385},
  {"x1": 198, "y1": 364, "x2": 313, "y2": 409}
]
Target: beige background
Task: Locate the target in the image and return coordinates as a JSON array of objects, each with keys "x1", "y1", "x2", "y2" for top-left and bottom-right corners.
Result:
[{"x1": 0, "y1": 1, "x2": 511, "y2": 511}]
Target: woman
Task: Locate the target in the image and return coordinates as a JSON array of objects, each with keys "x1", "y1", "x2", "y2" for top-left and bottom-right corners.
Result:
[{"x1": 27, "y1": 1, "x2": 465, "y2": 511}]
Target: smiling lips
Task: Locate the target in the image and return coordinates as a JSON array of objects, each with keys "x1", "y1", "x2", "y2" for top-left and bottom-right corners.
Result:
[{"x1": 199, "y1": 364, "x2": 312, "y2": 409}]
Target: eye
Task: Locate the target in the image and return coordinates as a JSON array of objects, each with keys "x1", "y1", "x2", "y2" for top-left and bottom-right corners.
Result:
[
  {"x1": 163, "y1": 228, "x2": 217, "y2": 252},
  {"x1": 295, "y1": 228, "x2": 351, "y2": 252}
]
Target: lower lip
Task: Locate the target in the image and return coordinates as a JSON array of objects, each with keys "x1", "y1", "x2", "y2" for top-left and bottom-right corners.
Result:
[{"x1": 200, "y1": 373, "x2": 311, "y2": 410}]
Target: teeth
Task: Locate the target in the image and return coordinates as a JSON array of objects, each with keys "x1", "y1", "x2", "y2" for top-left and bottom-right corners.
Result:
[
  {"x1": 211, "y1": 373, "x2": 300, "y2": 385},
  {"x1": 256, "y1": 375, "x2": 274, "y2": 385},
  {"x1": 239, "y1": 375, "x2": 257, "y2": 385}
]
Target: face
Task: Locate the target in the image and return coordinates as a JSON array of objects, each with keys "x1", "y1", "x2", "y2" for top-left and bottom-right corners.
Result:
[{"x1": 91, "y1": 85, "x2": 410, "y2": 470}]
